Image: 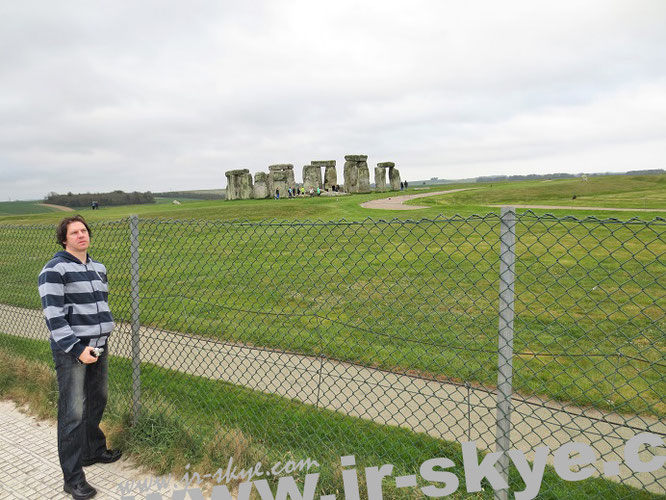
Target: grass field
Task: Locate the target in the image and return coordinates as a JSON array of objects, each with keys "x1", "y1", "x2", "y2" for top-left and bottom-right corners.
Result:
[
  {"x1": 406, "y1": 174, "x2": 666, "y2": 210},
  {"x1": 0, "y1": 175, "x2": 664, "y2": 418},
  {"x1": 1, "y1": 174, "x2": 663, "y2": 498},
  {"x1": 0, "y1": 200, "x2": 63, "y2": 216},
  {"x1": 1, "y1": 336, "x2": 659, "y2": 499}
]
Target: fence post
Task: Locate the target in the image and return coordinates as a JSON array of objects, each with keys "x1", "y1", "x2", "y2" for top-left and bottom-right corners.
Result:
[
  {"x1": 495, "y1": 207, "x2": 516, "y2": 500},
  {"x1": 129, "y1": 214, "x2": 141, "y2": 425}
]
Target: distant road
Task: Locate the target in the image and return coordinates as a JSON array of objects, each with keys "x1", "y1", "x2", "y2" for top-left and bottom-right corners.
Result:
[
  {"x1": 361, "y1": 188, "x2": 474, "y2": 210},
  {"x1": 38, "y1": 203, "x2": 74, "y2": 211}
]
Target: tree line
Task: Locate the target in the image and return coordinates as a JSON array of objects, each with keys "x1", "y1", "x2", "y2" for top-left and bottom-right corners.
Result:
[{"x1": 44, "y1": 190, "x2": 155, "y2": 208}]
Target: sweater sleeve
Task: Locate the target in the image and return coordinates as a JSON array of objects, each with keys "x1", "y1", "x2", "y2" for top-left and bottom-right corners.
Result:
[{"x1": 38, "y1": 266, "x2": 85, "y2": 358}]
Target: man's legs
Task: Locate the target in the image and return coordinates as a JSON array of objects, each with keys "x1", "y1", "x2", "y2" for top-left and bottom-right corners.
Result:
[
  {"x1": 82, "y1": 349, "x2": 109, "y2": 461},
  {"x1": 52, "y1": 348, "x2": 87, "y2": 486}
]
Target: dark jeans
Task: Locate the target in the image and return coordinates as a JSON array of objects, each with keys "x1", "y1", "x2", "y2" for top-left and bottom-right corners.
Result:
[{"x1": 51, "y1": 347, "x2": 109, "y2": 485}]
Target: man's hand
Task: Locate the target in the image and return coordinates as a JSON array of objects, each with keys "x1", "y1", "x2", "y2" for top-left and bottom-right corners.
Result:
[{"x1": 78, "y1": 346, "x2": 99, "y2": 364}]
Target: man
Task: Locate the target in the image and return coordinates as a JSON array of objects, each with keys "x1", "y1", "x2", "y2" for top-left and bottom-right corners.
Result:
[{"x1": 38, "y1": 215, "x2": 121, "y2": 500}]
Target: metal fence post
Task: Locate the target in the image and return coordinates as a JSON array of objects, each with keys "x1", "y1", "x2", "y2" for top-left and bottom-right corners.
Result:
[
  {"x1": 129, "y1": 214, "x2": 141, "y2": 425},
  {"x1": 495, "y1": 207, "x2": 516, "y2": 500}
]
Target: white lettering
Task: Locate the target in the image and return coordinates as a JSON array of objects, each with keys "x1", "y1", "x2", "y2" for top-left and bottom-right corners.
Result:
[
  {"x1": 625, "y1": 432, "x2": 666, "y2": 473},
  {"x1": 508, "y1": 447, "x2": 549, "y2": 500},
  {"x1": 553, "y1": 442, "x2": 596, "y2": 481},
  {"x1": 419, "y1": 457, "x2": 459, "y2": 497},
  {"x1": 462, "y1": 441, "x2": 507, "y2": 492},
  {"x1": 365, "y1": 464, "x2": 394, "y2": 500}
]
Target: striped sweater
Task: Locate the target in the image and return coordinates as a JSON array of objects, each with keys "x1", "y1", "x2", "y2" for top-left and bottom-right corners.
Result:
[{"x1": 38, "y1": 251, "x2": 115, "y2": 357}]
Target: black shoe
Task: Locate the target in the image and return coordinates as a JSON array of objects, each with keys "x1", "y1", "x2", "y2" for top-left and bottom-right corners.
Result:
[
  {"x1": 81, "y1": 449, "x2": 123, "y2": 466},
  {"x1": 64, "y1": 480, "x2": 97, "y2": 499}
]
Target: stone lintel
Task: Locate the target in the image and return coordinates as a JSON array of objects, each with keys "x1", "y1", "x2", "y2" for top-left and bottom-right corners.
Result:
[
  {"x1": 344, "y1": 155, "x2": 368, "y2": 162},
  {"x1": 377, "y1": 162, "x2": 395, "y2": 168},
  {"x1": 268, "y1": 164, "x2": 294, "y2": 171},
  {"x1": 311, "y1": 160, "x2": 336, "y2": 167},
  {"x1": 225, "y1": 169, "x2": 250, "y2": 176}
]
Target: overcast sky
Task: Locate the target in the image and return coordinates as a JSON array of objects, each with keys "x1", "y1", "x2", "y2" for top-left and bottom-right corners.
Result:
[{"x1": 2, "y1": 1, "x2": 665, "y2": 200}]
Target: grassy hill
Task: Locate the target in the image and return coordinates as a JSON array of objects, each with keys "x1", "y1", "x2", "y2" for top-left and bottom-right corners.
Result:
[{"x1": 407, "y1": 174, "x2": 666, "y2": 210}]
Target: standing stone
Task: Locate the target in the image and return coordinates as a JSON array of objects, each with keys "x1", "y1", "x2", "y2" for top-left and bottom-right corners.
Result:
[
  {"x1": 374, "y1": 166, "x2": 387, "y2": 191},
  {"x1": 268, "y1": 164, "x2": 294, "y2": 198},
  {"x1": 225, "y1": 169, "x2": 254, "y2": 200},
  {"x1": 357, "y1": 161, "x2": 370, "y2": 193},
  {"x1": 312, "y1": 161, "x2": 337, "y2": 190},
  {"x1": 389, "y1": 166, "x2": 401, "y2": 191},
  {"x1": 344, "y1": 161, "x2": 358, "y2": 193},
  {"x1": 303, "y1": 165, "x2": 323, "y2": 192},
  {"x1": 253, "y1": 172, "x2": 269, "y2": 199},
  {"x1": 343, "y1": 155, "x2": 368, "y2": 193}
]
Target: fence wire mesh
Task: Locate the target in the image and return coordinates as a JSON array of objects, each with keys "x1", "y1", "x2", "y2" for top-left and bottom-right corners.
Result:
[{"x1": 0, "y1": 211, "x2": 664, "y2": 499}]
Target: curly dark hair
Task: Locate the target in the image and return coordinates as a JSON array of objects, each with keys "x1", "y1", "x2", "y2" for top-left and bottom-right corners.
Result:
[{"x1": 56, "y1": 215, "x2": 92, "y2": 249}]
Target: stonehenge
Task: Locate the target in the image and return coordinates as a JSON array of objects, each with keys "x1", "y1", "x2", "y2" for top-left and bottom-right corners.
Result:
[
  {"x1": 225, "y1": 169, "x2": 253, "y2": 200},
  {"x1": 377, "y1": 162, "x2": 401, "y2": 191},
  {"x1": 253, "y1": 172, "x2": 269, "y2": 199},
  {"x1": 344, "y1": 155, "x2": 371, "y2": 194},
  {"x1": 268, "y1": 164, "x2": 295, "y2": 198},
  {"x1": 225, "y1": 156, "x2": 400, "y2": 200},
  {"x1": 312, "y1": 161, "x2": 337, "y2": 190},
  {"x1": 374, "y1": 166, "x2": 387, "y2": 191},
  {"x1": 302, "y1": 164, "x2": 323, "y2": 192},
  {"x1": 388, "y1": 164, "x2": 402, "y2": 191}
]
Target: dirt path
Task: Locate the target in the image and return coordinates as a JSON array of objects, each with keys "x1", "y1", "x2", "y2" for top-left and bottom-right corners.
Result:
[
  {"x1": 361, "y1": 188, "x2": 474, "y2": 210},
  {"x1": 38, "y1": 203, "x2": 74, "y2": 211}
]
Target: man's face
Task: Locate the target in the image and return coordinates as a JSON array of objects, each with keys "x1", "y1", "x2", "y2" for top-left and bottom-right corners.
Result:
[{"x1": 64, "y1": 221, "x2": 90, "y2": 253}]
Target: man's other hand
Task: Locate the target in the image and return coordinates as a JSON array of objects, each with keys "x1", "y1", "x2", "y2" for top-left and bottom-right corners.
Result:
[{"x1": 79, "y1": 346, "x2": 99, "y2": 364}]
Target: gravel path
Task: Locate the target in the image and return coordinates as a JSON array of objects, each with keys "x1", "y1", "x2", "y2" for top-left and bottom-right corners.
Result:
[{"x1": 360, "y1": 188, "x2": 474, "y2": 210}]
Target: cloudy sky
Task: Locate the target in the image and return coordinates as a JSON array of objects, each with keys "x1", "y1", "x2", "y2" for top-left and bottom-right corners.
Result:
[{"x1": 2, "y1": 1, "x2": 665, "y2": 201}]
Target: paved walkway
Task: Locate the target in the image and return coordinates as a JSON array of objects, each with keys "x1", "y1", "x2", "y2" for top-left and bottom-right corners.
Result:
[
  {"x1": 1, "y1": 304, "x2": 664, "y2": 496},
  {"x1": 360, "y1": 188, "x2": 474, "y2": 209},
  {"x1": 0, "y1": 400, "x2": 167, "y2": 499}
]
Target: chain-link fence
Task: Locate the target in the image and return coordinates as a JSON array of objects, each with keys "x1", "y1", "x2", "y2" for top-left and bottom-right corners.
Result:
[{"x1": 0, "y1": 211, "x2": 664, "y2": 498}]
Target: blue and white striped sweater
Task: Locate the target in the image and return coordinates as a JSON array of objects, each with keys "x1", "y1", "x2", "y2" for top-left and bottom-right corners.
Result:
[{"x1": 38, "y1": 251, "x2": 114, "y2": 357}]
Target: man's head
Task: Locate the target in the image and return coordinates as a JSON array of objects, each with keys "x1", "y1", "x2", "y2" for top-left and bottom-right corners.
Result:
[{"x1": 56, "y1": 215, "x2": 92, "y2": 252}]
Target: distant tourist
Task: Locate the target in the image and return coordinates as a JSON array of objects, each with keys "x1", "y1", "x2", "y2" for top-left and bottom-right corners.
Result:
[
  {"x1": 404, "y1": 180, "x2": 408, "y2": 189},
  {"x1": 400, "y1": 181, "x2": 404, "y2": 190},
  {"x1": 275, "y1": 188, "x2": 280, "y2": 200}
]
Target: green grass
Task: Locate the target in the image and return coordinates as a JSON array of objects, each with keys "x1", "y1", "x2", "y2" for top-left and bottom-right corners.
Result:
[
  {"x1": 0, "y1": 336, "x2": 660, "y2": 499},
  {"x1": 407, "y1": 174, "x2": 666, "y2": 210},
  {"x1": 0, "y1": 200, "x2": 63, "y2": 216},
  {"x1": 0, "y1": 219, "x2": 664, "y2": 417},
  {"x1": 154, "y1": 197, "x2": 208, "y2": 205},
  {"x1": 0, "y1": 175, "x2": 664, "y2": 418}
]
